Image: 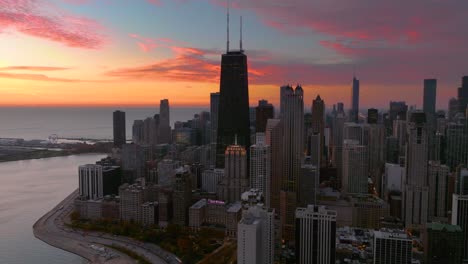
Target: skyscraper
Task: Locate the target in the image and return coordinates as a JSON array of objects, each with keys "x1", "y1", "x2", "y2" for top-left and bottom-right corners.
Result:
[
  {"x1": 423, "y1": 223, "x2": 464, "y2": 264},
  {"x1": 210, "y1": 92, "x2": 220, "y2": 143},
  {"x1": 250, "y1": 133, "x2": 271, "y2": 207},
  {"x1": 255, "y1": 100, "x2": 274, "y2": 133},
  {"x1": 367, "y1": 108, "x2": 379, "y2": 124},
  {"x1": 373, "y1": 231, "x2": 412, "y2": 264},
  {"x1": 217, "y1": 143, "x2": 249, "y2": 203},
  {"x1": 280, "y1": 85, "x2": 304, "y2": 243},
  {"x1": 159, "y1": 99, "x2": 171, "y2": 144},
  {"x1": 449, "y1": 98, "x2": 459, "y2": 121},
  {"x1": 295, "y1": 205, "x2": 336, "y2": 264},
  {"x1": 404, "y1": 112, "x2": 429, "y2": 227},
  {"x1": 216, "y1": 50, "x2": 250, "y2": 168},
  {"x1": 265, "y1": 119, "x2": 282, "y2": 213},
  {"x1": 113, "y1": 110, "x2": 126, "y2": 148},
  {"x1": 389, "y1": 101, "x2": 408, "y2": 121},
  {"x1": 350, "y1": 76, "x2": 360, "y2": 123},
  {"x1": 424, "y1": 79, "x2": 437, "y2": 119},
  {"x1": 446, "y1": 118, "x2": 468, "y2": 171},
  {"x1": 311, "y1": 95, "x2": 325, "y2": 166},
  {"x1": 451, "y1": 194, "x2": 468, "y2": 262},
  {"x1": 298, "y1": 157, "x2": 319, "y2": 207},
  {"x1": 173, "y1": 166, "x2": 192, "y2": 226},
  {"x1": 428, "y1": 161, "x2": 449, "y2": 220},
  {"x1": 457, "y1": 76, "x2": 468, "y2": 115},
  {"x1": 342, "y1": 140, "x2": 369, "y2": 194},
  {"x1": 237, "y1": 205, "x2": 275, "y2": 264}
]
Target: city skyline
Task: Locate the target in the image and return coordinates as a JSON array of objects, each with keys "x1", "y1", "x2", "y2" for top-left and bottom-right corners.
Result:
[{"x1": 1, "y1": 0, "x2": 468, "y2": 108}]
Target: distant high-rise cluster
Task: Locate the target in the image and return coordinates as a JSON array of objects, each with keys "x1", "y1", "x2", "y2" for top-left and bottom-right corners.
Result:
[{"x1": 88, "y1": 30, "x2": 468, "y2": 264}]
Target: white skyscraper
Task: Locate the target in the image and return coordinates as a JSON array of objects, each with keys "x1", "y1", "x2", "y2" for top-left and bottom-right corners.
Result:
[
  {"x1": 250, "y1": 133, "x2": 271, "y2": 207},
  {"x1": 237, "y1": 205, "x2": 275, "y2": 264},
  {"x1": 451, "y1": 194, "x2": 468, "y2": 262},
  {"x1": 342, "y1": 139, "x2": 369, "y2": 194},
  {"x1": 79, "y1": 164, "x2": 104, "y2": 200},
  {"x1": 404, "y1": 112, "x2": 429, "y2": 227},
  {"x1": 295, "y1": 205, "x2": 336, "y2": 264},
  {"x1": 373, "y1": 231, "x2": 412, "y2": 264}
]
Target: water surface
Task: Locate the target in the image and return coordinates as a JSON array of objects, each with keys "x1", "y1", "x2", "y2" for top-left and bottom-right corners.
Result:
[{"x1": 0, "y1": 154, "x2": 105, "y2": 264}]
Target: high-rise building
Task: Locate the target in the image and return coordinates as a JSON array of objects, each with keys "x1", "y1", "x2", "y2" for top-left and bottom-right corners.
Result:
[
  {"x1": 158, "y1": 99, "x2": 171, "y2": 144},
  {"x1": 280, "y1": 85, "x2": 304, "y2": 242},
  {"x1": 201, "y1": 168, "x2": 224, "y2": 193},
  {"x1": 295, "y1": 205, "x2": 336, "y2": 264},
  {"x1": 449, "y1": 98, "x2": 459, "y2": 121},
  {"x1": 373, "y1": 230, "x2": 412, "y2": 264},
  {"x1": 216, "y1": 48, "x2": 250, "y2": 168},
  {"x1": 311, "y1": 95, "x2": 325, "y2": 166},
  {"x1": 121, "y1": 144, "x2": 146, "y2": 181},
  {"x1": 428, "y1": 161, "x2": 449, "y2": 220},
  {"x1": 250, "y1": 133, "x2": 271, "y2": 207},
  {"x1": 210, "y1": 92, "x2": 220, "y2": 143},
  {"x1": 332, "y1": 109, "x2": 346, "y2": 187},
  {"x1": 299, "y1": 157, "x2": 319, "y2": 207},
  {"x1": 217, "y1": 143, "x2": 249, "y2": 203},
  {"x1": 423, "y1": 223, "x2": 464, "y2": 264},
  {"x1": 350, "y1": 76, "x2": 360, "y2": 123},
  {"x1": 342, "y1": 140, "x2": 369, "y2": 194},
  {"x1": 446, "y1": 118, "x2": 468, "y2": 171},
  {"x1": 255, "y1": 100, "x2": 274, "y2": 133},
  {"x1": 389, "y1": 101, "x2": 408, "y2": 121},
  {"x1": 457, "y1": 76, "x2": 468, "y2": 115},
  {"x1": 173, "y1": 166, "x2": 192, "y2": 226},
  {"x1": 132, "y1": 120, "x2": 144, "y2": 144},
  {"x1": 451, "y1": 194, "x2": 468, "y2": 262},
  {"x1": 79, "y1": 165, "x2": 104, "y2": 200},
  {"x1": 424, "y1": 79, "x2": 437, "y2": 119},
  {"x1": 367, "y1": 108, "x2": 379, "y2": 124},
  {"x1": 404, "y1": 112, "x2": 429, "y2": 227},
  {"x1": 113, "y1": 110, "x2": 126, "y2": 148},
  {"x1": 456, "y1": 167, "x2": 468, "y2": 195},
  {"x1": 265, "y1": 119, "x2": 282, "y2": 213},
  {"x1": 237, "y1": 205, "x2": 275, "y2": 264}
]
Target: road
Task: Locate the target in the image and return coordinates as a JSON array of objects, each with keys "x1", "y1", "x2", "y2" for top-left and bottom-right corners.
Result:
[{"x1": 33, "y1": 189, "x2": 181, "y2": 264}]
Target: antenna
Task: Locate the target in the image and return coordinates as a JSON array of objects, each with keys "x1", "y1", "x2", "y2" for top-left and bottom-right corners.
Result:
[
  {"x1": 235, "y1": 134, "x2": 238, "y2": 145},
  {"x1": 226, "y1": 0, "x2": 230, "y2": 53},
  {"x1": 240, "y1": 16, "x2": 243, "y2": 51}
]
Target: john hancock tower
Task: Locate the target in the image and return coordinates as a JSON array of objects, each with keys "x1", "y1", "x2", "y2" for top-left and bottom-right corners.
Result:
[{"x1": 216, "y1": 13, "x2": 250, "y2": 168}]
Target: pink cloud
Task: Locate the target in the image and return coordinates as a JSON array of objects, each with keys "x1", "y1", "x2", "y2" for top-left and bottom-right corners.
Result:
[
  {"x1": 0, "y1": 66, "x2": 70, "y2": 71},
  {"x1": 0, "y1": 0, "x2": 105, "y2": 49}
]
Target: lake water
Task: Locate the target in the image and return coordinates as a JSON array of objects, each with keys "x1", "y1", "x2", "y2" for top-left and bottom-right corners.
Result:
[
  {"x1": 0, "y1": 107, "x2": 207, "y2": 140},
  {"x1": 0, "y1": 154, "x2": 106, "y2": 264}
]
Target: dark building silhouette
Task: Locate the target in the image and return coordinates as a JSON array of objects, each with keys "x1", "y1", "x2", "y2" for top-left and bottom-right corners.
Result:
[
  {"x1": 113, "y1": 110, "x2": 126, "y2": 147},
  {"x1": 216, "y1": 50, "x2": 250, "y2": 168},
  {"x1": 389, "y1": 101, "x2": 408, "y2": 121},
  {"x1": 210, "y1": 92, "x2": 220, "y2": 143},
  {"x1": 350, "y1": 76, "x2": 360, "y2": 123},
  {"x1": 158, "y1": 99, "x2": 171, "y2": 144},
  {"x1": 310, "y1": 95, "x2": 325, "y2": 166},
  {"x1": 367, "y1": 108, "x2": 379, "y2": 124},
  {"x1": 458, "y1": 76, "x2": 468, "y2": 115},
  {"x1": 255, "y1": 99, "x2": 274, "y2": 133},
  {"x1": 424, "y1": 79, "x2": 437, "y2": 117}
]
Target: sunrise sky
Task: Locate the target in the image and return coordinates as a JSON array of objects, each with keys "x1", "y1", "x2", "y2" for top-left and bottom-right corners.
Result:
[{"x1": 0, "y1": 0, "x2": 467, "y2": 108}]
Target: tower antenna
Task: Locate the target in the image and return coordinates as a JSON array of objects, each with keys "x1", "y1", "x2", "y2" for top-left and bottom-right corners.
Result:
[
  {"x1": 240, "y1": 16, "x2": 243, "y2": 51},
  {"x1": 226, "y1": 0, "x2": 230, "y2": 53}
]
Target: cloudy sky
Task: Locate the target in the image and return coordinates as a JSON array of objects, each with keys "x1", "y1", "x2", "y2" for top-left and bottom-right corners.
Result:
[{"x1": 0, "y1": 0, "x2": 467, "y2": 108}]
